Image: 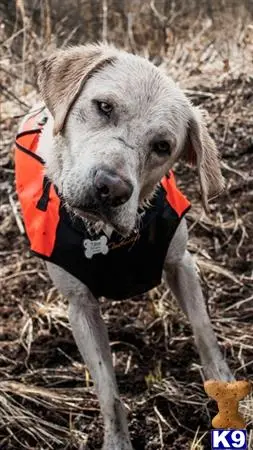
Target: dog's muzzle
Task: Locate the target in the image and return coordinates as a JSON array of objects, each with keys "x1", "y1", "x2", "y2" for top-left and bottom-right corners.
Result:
[{"x1": 93, "y1": 169, "x2": 133, "y2": 207}]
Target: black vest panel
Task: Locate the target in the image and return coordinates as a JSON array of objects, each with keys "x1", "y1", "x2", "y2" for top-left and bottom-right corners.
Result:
[{"x1": 37, "y1": 184, "x2": 188, "y2": 300}]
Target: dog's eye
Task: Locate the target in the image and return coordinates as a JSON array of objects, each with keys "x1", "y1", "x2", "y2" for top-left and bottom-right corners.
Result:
[
  {"x1": 97, "y1": 101, "x2": 113, "y2": 117},
  {"x1": 152, "y1": 140, "x2": 171, "y2": 155}
]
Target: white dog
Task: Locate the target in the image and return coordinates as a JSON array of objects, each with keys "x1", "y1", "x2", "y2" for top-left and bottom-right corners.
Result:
[{"x1": 15, "y1": 43, "x2": 232, "y2": 450}]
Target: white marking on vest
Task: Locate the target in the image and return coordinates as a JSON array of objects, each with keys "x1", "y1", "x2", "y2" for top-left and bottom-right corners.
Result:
[{"x1": 83, "y1": 235, "x2": 109, "y2": 259}]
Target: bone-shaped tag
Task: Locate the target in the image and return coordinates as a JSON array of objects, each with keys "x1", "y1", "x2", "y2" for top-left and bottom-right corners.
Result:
[{"x1": 83, "y1": 235, "x2": 109, "y2": 259}]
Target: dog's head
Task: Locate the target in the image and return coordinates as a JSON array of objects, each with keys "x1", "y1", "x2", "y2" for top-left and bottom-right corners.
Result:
[{"x1": 37, "y1": 43, "x2": 224, "y2": 236}]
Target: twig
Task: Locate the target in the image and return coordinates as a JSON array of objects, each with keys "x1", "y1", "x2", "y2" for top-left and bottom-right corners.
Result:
[
  {"x1": 0, "y1": 66, "x2": 34, "y2": 87},
  {"x1": 196, "y1": 258, "x2": 243, "y2": 285},
  {"x1": 127, "y1": 13, "x2": 137, "y2": 54},
  {"x1": 221, "y1": 161, "x2": 249, "y2": 180},
  {"x1": 0, "y1": 83, "x2": 30, "y2": 110},
  {"x1": 224, "y1": 295, "x2": 253, "y2": 312},
  {"x1": 156, "y1": 413, "x2": 164, "y2": 448},
  {"x1": 2, "y1": 27, "x2": 25, "y2": 46},
  {"x1": 184, "y1": 89, "x2": 217, "y2": 99},
  {"x1": 43, "y1": 0, "x2": 52, "y2": 43},
  {"x1": 16, "y1": 0, "x2": 27, "y2": 89},
  {"x1": 8, "y1": 194, "x2": 25, "y2": 235},
  {"x1": 102, "y1": 0, "x2": 108, "y2": 43},
  {"x1": 150, "y1": 0, "x2": 167, "y2": 24},
  {"x1": 60, "y1": 26, "x2": 79, "y2": 48},
  {"x1": 190, "y1": 427, "x2": 207, "y2": 450},
  {"x1": 154, "y1": 405, "x2": 175, "y2": 432},
  {"x1": 3, "y1": 270, "x2": 40, "y2": 281}
]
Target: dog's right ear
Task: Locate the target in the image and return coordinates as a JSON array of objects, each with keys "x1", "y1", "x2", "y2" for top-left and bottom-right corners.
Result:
[
  {"x1": 37, "y1": 44, "x2": 117, "y2": 135},
  {"x1": 183, "y1": 106, "x2": 225, "y2": 213}
]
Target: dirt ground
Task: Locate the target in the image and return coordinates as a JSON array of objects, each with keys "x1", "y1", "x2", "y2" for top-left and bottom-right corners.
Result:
[{"x1": 1, "y1": 5, "x2": 253, "y2": 450}]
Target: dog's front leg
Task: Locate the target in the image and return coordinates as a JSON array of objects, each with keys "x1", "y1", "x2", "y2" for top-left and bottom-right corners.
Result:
[
  {"x1": 163, "y1": 219, "x2": 233, "y2": 381},
  {"x1": 46, "y1": 262, "x2": 133, "y2": 450}
]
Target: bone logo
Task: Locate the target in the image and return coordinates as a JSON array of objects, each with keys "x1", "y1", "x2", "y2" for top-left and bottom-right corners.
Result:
[
  {"x1": 204, "y1": 380, "x2": 251, "y2": 450},
  {"x1": 83, "y1": 236, "x2": 109, "y2": 259}
]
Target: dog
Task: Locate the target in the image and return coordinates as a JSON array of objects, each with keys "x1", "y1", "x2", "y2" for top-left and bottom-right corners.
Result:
[{"x1": 15, "y1": 43, "x2": 233, "y2": 450}]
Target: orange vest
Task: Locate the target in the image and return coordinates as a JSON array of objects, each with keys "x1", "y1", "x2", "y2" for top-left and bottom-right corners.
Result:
[
  {"x1": 15, "y1": 109, "x2": 60, "y2": 257},
  {"x1": 15, "y1": 108, "x2": 191, "y2": 300}
]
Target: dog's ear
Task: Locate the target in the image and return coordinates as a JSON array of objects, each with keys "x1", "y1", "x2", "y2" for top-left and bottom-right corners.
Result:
[
  {"x1": 183, "y1": 107, "x2": 224, "y2": 212},
  {"x1": 37, "y1": 44, "x2": 117, "y2": 135}
]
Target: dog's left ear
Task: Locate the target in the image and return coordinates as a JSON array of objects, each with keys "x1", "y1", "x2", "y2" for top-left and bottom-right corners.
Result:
[
  {"x1": 37, "y1": 44, "x2": 117, "y2": 135},
  {"x1": 183, "y1": 106, "x2": 225, "y2": 212}
]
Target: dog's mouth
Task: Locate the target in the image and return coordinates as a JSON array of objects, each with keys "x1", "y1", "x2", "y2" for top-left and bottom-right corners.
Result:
[
  {"x1": 73, "y1": 206, "x2": 103, "y2": 222},
  {"x1": 71, "y1": 205, "x2": 133, "y2": 237}
]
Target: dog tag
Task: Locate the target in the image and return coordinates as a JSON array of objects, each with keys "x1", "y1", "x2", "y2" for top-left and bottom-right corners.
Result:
[{"x1": 83, "y1": 235, "x2": 109, "y2": 259}]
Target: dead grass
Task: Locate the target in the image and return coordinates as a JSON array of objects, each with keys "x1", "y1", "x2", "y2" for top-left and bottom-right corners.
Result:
[{"x1": 1, "y1": 2, "x2": 253, "y2": 449}]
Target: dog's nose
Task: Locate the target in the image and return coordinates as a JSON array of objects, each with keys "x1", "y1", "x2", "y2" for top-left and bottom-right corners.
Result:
[{"x1": 94, "y1": 169, "x2": 133, "y2": 207}]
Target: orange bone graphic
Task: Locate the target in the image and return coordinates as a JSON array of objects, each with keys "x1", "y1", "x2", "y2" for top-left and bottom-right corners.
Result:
[{"x1": 204, "y1": 380, "x2": 251, "y2": 429}]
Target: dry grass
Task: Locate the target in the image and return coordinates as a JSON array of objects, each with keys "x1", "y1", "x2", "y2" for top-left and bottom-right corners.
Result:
[{"x1": 1, "y1": 2, "x2": 253, "y2": 449}]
